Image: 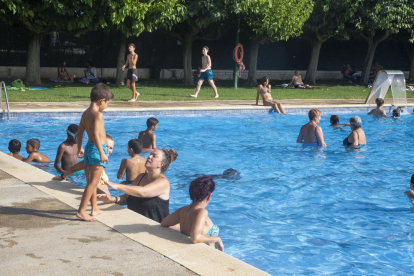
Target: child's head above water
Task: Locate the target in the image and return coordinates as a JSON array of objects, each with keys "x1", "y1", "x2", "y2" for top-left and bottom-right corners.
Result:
[
  {"x1": 90, "y1": 83, "x2": 114, "y2": 103},
  {"x1": 106, "y1": 134, "x2": 114, "y2": 156},
  {"x1": 189, "y1": 176, "x2": 215, "y2": 202},
  {"x1": 392, "y1": 109, "x2": 401, "y2": 118},
  {"x1": 128, "y1": 139, "x2": 143, "y2": 155},
  {"x1": 67, "y1": 124, "x2": 79, "y2": 139},
  {"x1": 330, "y1": 115, "x2": 339, "y2": 125},
  {"x1": 146, "y1": 117, "x2": 159, "y2": 130},
  {"x1": 8, "y1": 139, "x2": 21, "y2": 153},
  {"x1": 375, "y1": 98, "x2": 384, "y2": 107},
  {"x1": 26, "y1": 138, "x2": 40, "y2": 152},
  {"x1": 410, "y1": 174, "x2": 414, "y2": 190}
]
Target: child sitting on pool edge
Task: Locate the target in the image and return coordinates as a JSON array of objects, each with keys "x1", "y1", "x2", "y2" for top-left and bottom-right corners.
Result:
[
  {"x1": 7, "y1": 139, "x2": 25, "y2": 161},
  {"x1": 24, "y1": 138, "x2": 51, "y2": 163},
  {"x1": 404, "y1": 174, "x2": 414, "y2": 204},
  {"x1": 138, "y1": 117, "x2": 158, "y2": 151},
  {"x1": 54, "y1": 124, "x2": 79, "y2": 174},
  {"x1": 117, "y1": 139, "x2": 147, "y2": 184}
]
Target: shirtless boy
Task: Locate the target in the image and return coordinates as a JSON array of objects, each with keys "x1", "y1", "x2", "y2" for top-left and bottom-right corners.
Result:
[
  {"x1": 76, "y1": 83, "x2": 114, "y2": 221},
  {"x1": 288, "y1": 71, "x2": 314, "y2": 89},
  {"x1": 54, "y1": 124, "x2": 78, "y2": 174},
  {"x1": 7, "y1": 139, "x2": 25, "y2": 161},
  {"x1": 122, "y1": 43, "x2": 139, "y2": 102},
  {"x1": 117, "y1": 139, "x2": 147, "y2": 184},
  {"x1": 190, "y1": 46, "x2": 219, "y2": 98},
  {"x1": 138, "y1": 117, "x2": 158, "y2": 151},
  {"x1": 24, "y1": 138, "x2": 51, "y2": 163}
]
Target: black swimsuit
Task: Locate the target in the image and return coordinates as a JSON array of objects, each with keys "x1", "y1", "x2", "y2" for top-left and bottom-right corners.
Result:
[{"x1": 127, "y1": 173, "x2": 169, "y2": 223}]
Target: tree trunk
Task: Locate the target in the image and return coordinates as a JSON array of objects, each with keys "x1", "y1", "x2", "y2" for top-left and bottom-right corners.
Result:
[
  {"x1": 304, "y1": 37, "x2": 324, "y2": 85},
  {"x1": 246, "y1": 39, "x2": 260, "y2": 87},
  {"x1": 182, "y1": 35, "x2": 194, "y2": 86},
  {"x1": 360, "y1": 31, "x2": 390, "y2": 85},
  {"x1": 25, "y1": 32, "x2": 43, "y2": 86},
  {"x1": 410, "y1": 45, "x2": 414, "y2": 81},
  {"x1": 116, "y1": 33, "x2": 127, "y2": 86}
]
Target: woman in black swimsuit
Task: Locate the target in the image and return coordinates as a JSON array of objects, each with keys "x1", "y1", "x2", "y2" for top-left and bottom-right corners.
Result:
[
  {"x1": 98, "y1": 148, "x2": 178, "y2": 223},
  {"x1": 58, "y1": 60, "x2": 74, "y2": 82}
]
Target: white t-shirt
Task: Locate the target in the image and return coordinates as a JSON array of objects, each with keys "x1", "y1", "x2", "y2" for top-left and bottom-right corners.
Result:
[{"x1": 86, "y1": 67, "x2": 97, "y2": 79}]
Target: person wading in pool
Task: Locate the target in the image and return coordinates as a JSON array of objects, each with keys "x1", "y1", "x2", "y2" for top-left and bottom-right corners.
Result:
[
  {"x1": 190, "y1": 46, "x2": 219, "y2": 99},
  {"x1": 161, "y1": 176, "x2": 224, "y2": 252},
  {"x1": 297, "y1": 108, "x2": 327, "y2": 147},
  {"x1": 368, "y1": 98, "x2": 387, "y2": 117},
  {"x1": 98, "y1": 148, "x2": 178, "y2": 223},
  {"x1": 343, "y1": 116, "x2": 366, "y2": 149}
]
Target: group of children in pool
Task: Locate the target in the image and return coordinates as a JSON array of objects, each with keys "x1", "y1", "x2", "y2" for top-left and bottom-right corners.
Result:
[{"x1": 7, "y1": 83, "x2": 224, "y2": 252}]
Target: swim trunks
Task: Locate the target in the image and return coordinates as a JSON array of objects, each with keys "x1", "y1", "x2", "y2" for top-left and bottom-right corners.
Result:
[
  {"x1": 206, "y1": 225, "x2": 220, "y2": 237},
  {"x1": 127, "y1": 68, "x2": 138, "y2": 82},
  {"x1": 84, "y1": 142, "x2": 107, "y2": 168},
  {"x1": 199, "y1": 69, "x2": 213, "y2": 81}
]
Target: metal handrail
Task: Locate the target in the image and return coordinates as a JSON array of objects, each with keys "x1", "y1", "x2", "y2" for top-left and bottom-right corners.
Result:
[{"x1": 1, "y1": 81, "x2": 10, "y2": 122}]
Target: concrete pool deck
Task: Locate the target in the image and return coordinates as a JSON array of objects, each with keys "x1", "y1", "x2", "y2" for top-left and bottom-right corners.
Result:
[
  {"x1": 2, "y1": 98, "x2": 414, "y2": 115},
  {"x1": 0, "y1": 152, "x2": 269, "y2": 275}
]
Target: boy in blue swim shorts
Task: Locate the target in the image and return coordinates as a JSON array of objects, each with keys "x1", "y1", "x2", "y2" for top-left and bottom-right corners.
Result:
[
  {"x1": 190, "y1": 46, "x2": 219, "y2": 99},
  {"x1": 76, "y1": 83, "x2": 114, "y2": 222}
]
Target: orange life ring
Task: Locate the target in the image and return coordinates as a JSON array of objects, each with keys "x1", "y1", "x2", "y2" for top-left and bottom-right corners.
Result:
[{"x1": 234, "y1": 43, "x2": 244, "y2": 63}]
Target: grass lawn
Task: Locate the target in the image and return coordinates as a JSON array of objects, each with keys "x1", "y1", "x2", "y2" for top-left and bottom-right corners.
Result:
[{"x1": 3, "y1": 78, "x2": 414, "y2": 102}]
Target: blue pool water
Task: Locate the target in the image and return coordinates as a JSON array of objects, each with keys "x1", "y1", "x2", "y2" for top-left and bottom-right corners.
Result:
[{"x1": 1, "y1": 112, "x2": 414, "y2": 275}]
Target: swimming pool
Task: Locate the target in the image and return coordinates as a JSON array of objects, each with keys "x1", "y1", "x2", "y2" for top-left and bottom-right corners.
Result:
[{"x1": 1, "y1": 112, "x2": 414, "y2": 275}]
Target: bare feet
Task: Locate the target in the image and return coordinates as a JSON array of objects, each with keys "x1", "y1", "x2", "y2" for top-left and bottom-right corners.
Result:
[
  {"x1": 127, "y1": 98, "x2": 136, "y2": 102},
  {"x1": 214, "y1": 95, "x2": 219, "y2": 98},
  {"x1": 90, "y1": 209, "x2": 105, "y2": 216},
  {"x1": 190, "y1": 94, "x2": 197, "y2": 98},
  {"x1": 52, "y1": 174, "x2": 66, "y2": 181},
  {"x1": 76, "y1": 211, "x2": 97, "y2": 222},
  {"x1": 135, "y1": 92, "x2": 140, "y2": 100}
]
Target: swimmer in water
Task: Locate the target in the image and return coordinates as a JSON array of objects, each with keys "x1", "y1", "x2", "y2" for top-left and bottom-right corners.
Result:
[
  {"x1": 368, "y1": 98, "x2": 386, "y2": 117},
  {"x1": 404, "y1": 174, "x2": 414, "y2": 204}
]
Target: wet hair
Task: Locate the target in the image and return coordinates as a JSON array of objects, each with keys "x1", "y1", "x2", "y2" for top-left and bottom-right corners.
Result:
[
  {"x1": 67, "y1": 124, "x2": 78, "y2": 134},
  {"x1": 128, "y1": 43, "x2": 135, "y2": 48},
  {"x1": 261, "y1": 76, "x2": 269, "y2": 85},
  {"x1": 128, "y1": 139, "x2": 143, "y2": 154},
  {"x1": 146, "y1": 117, "x2": 159, "y2": 129},
  {"x1": 106, "y1": 134, "x2": 114, "y2": 142},
  {"x1": 411, "y1": 174, "x2": 414, "y2": 184},
  {"x1": 349, "y1": 116, "x2": 362, "y2": 128},
  {"x1": 59, "y1": 60, "x2": 65, "y2": 67},
  {"x1": 392, "y1": 109, "x2": 400, "y2": 118},
  {"x1": 87, "y1": 60, "x2": 94, "y2": 67},
  {"x1": 90, "y1": 83, "x2": 114, "y2": 102},
  {"x1": 189, "y1": 176, "x2": 215, "y2": 202},
  {"x1": 330, "y1": 115, "x2": 339, "y2": 125},
  {"x1": 203, "y1": 46, "x2": 209, "y2": 52},
  {"x1": 375, "y1": 98, "x2": 384, "y2": 107},
  {"x1": 160, "y1": 148, "x2": 178, "y2": 173},
  {"x1": 8, "y1": 139, "x2": 21, "y2": 153},
  {"x1": 27, "y1": 138, "x2": 40, "y2": 149},
  {"x1": 308, "y1": 108, "x2": 322, "y2": 121}
]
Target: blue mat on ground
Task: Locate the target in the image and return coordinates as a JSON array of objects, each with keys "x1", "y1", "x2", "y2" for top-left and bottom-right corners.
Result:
[
  {"x1": 49, "y1": 78, "x2": 70, "y2": 83},
  {"x1": 27, "y1": 86, "x2": 50, "y2": 90}
]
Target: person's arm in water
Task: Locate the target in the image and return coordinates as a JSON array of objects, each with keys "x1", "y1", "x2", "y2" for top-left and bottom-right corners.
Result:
[
  {"x1": 117, "y1": 159, "x2": 127, "y2": 180},
  {"x1": 404, "y1": 190, "x2": 414, "y2": 204},
  {"x1": 255, "y1": 85, "x2": 261, "y2": 105},
  {"x1": 296, "y1": 126, "x2": 304, "y2": 143},
  {"x1": 103, "y1": 176, "x2": 168, "y2": 198},
  {"x1": 316, "y1": 126, "x2": 327, "y2": 147},
  {"x1": 54, "y1": 144, "x2": 66, "y2": 173},
  {"x1": 190, "y1": 209, "x2": 224, "y2": 252}
]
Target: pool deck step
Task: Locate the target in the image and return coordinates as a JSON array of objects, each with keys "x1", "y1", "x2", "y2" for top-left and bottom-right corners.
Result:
[{"x1": 0, "y1": 152, "x2": 269, "y2": 276}]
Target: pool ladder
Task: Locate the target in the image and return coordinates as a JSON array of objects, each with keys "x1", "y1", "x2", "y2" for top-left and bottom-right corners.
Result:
[{"x1": 0, "y1": 81, "x2": 10, "y2": 121}]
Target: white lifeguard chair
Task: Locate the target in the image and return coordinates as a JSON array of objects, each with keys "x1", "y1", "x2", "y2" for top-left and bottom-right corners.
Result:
[{"x1": 365, "y1": 70, "x2": 407, "y2": 109}]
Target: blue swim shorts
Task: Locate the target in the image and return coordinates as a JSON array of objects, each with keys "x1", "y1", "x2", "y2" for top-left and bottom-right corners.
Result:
[
  {"x1": 84, "y1": 142, "x2": 107, "y2": 168},
  {"x1": 199, "y1": 69, "x2": 213, "y2": 81}
]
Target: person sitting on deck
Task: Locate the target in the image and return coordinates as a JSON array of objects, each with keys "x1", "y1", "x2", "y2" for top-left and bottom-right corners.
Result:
[
  {"x1": 58, "y1": 60, "x2": 75, "y2": 82},
  {"x1": 297, "y1": 108, "x2": 327, "y2": 147},
  {"x1": 255, "y1": 76, "x2": 286, "y2": 114},
  {"x1": 288, "y1": 71, "x2": 314, "y2": 89},
  {"x1": 161, "y1": 176, "x2": 224, "y2": 252}
]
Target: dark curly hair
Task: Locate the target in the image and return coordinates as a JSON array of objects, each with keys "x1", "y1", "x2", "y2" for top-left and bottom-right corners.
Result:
[{"x1": 189, "y1": 176, "x2": 215, "y2": 202}]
